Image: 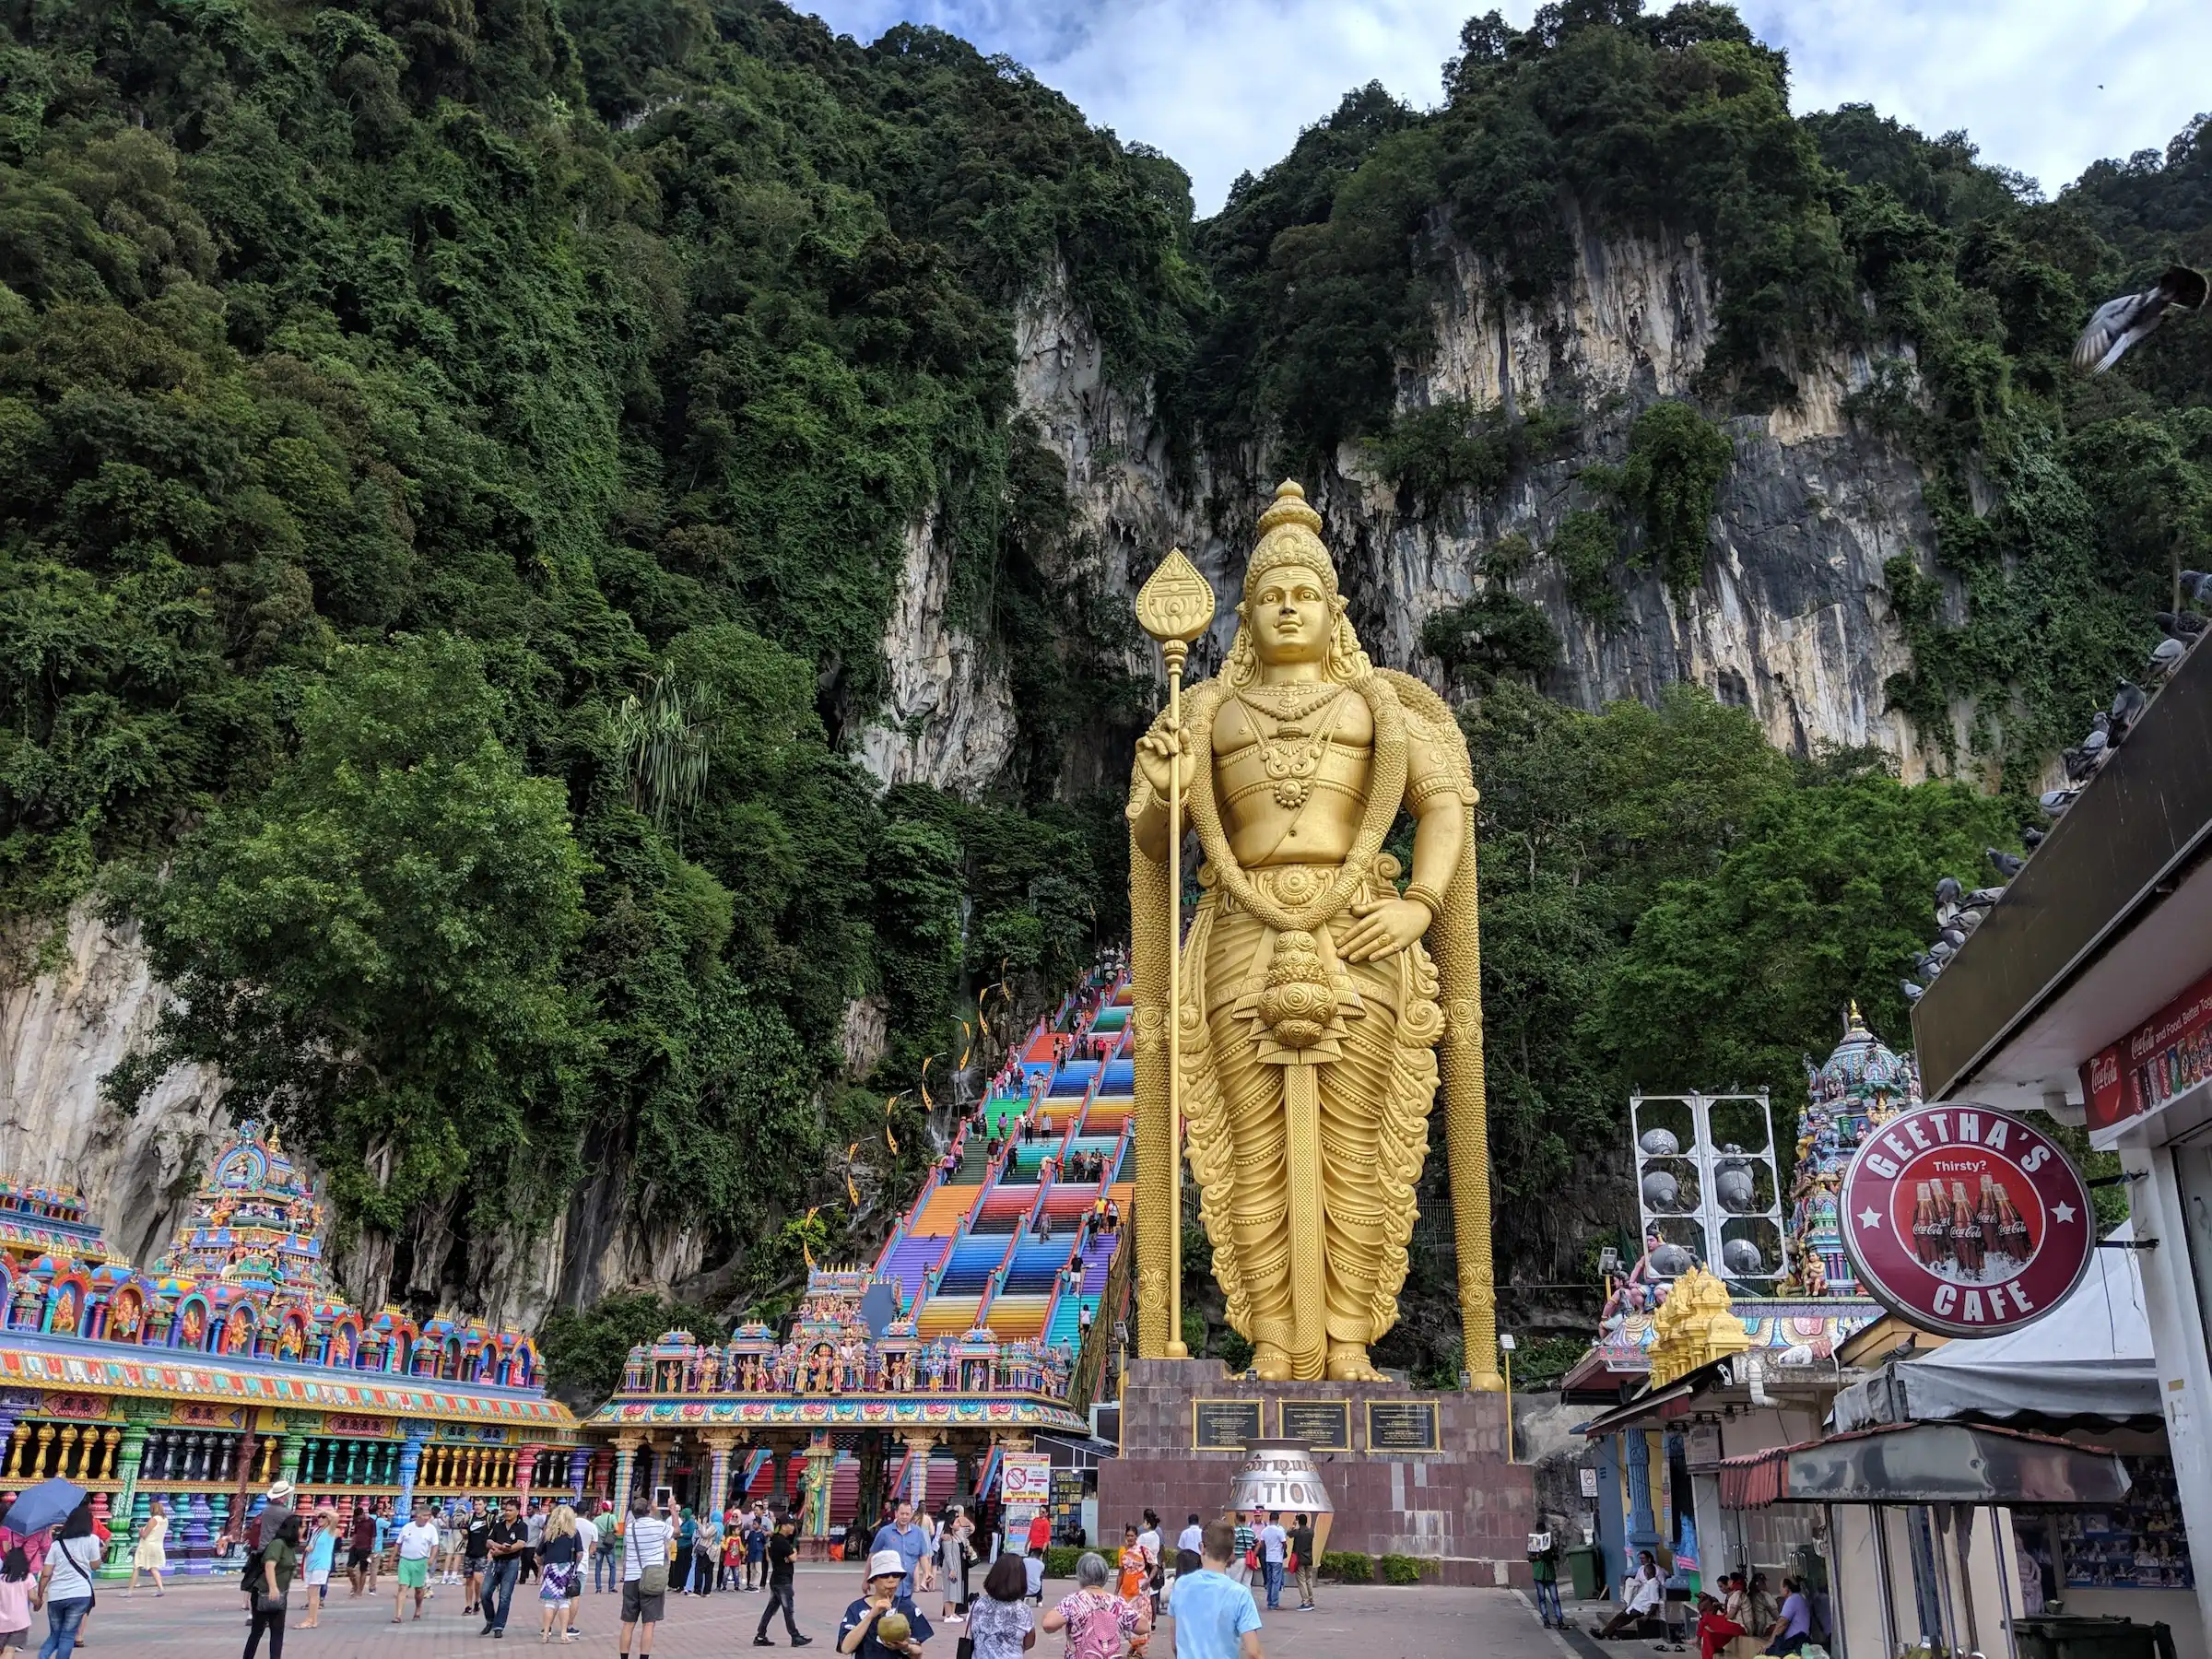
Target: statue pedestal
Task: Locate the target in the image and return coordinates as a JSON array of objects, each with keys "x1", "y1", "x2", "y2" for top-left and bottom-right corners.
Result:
[{"x1": 1098, "y1": 1359, "x2": 1534, "y2": 1588}]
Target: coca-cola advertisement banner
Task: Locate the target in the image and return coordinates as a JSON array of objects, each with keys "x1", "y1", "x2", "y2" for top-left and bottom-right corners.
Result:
[
  {"x1": 2081, "y1": 963, "x2": 2212, "y2": 1137},
  {"x1": 1839, "y1": 1103, "x2": 2093, "y2": 1338}
]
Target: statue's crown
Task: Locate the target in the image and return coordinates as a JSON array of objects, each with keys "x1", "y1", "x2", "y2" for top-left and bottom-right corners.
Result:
[{"x1": 1243, "y1": 480, "x2": 1337, "y2": 601}]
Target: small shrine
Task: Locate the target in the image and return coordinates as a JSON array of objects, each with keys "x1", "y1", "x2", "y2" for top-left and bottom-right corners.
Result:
[{"x1": 0, "y1": 1123, "x2": 583, "y2": 1577}]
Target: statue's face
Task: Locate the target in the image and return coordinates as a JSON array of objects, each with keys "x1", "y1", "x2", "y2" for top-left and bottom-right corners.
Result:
[{"x1": 1245, "y1": 563, "x2": 1335, "y2": 665}]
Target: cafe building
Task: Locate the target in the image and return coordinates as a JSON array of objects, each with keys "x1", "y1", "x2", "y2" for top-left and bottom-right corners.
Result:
[{"x1": 1910, "y1": 629, "x2": 2212, "y2": 1641}]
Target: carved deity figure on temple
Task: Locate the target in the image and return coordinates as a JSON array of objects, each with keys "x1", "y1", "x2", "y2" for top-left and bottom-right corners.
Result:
[
  {"x1": 51, "y1": 1289, "x2": 78, "y2": 1335},
  {"x1": 220, "y1": 1306, "x2": 252, "y2": 1355},
  {"x1": 1128, "y1": 481, "x2": 1485, "y2": 1383}
]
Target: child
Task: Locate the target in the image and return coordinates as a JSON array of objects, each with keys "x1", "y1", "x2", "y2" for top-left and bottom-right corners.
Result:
[{"x1": 0, "y1": 1546, "x2": 35, "y2": 1659}]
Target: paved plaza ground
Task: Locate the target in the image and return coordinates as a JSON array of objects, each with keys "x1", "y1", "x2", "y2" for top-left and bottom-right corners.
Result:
[{"x1": 60, "y1": 1568, "x2": 1596, "y2": 1658}]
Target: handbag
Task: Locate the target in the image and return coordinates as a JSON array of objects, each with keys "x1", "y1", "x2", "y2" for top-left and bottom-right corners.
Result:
[
  {"x1": 256, "y1": 1592, "x2": 288, "y2": 1614},
  {"x1": 639, "y1": 1560, "x2": 669, "y2": 1597}
]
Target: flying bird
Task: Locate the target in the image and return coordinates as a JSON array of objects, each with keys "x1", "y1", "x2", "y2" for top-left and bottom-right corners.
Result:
[
  {"x1": 1987, "y1": 848, "x2": 2027, "y2": 879},
  {"x1": 2072, "y1": 265, "x2": 2209, "y2": 373}
]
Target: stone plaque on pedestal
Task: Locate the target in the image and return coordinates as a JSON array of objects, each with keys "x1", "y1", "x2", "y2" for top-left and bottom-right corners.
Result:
[{"x1": 1100, "y1": 1359, "x2": 1533, "y2": 1588}]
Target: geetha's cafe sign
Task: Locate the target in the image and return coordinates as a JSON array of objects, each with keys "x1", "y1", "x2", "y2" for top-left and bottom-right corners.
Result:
[{"x1": 1839, "y1": 1102, "x2": 2093, "y2": 1338}]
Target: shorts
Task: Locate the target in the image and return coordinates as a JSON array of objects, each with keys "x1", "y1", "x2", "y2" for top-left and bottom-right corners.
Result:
[
  {"x1": 0, "y1": 1629, "x2": 28, "y2": 1650},
  {"x1": 466, "y1": 1557, "x2": 488, "y2": 1577},
  {"x1": 620, "y1": 1580, "x2": 665, "y2": 1624},
  {"x1": 347, "y1": 1547, "x2": 372, "y2": 1569},
  {"x1": 306, "y1": 1568, "x2": 332, "y2": 1588},
  {"x1": 398, "y1": 1557, "x2": 430, "y2": 1589}
]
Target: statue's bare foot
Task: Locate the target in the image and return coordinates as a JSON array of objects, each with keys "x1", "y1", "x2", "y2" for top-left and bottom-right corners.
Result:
[
  {"x1": 1253, "y1": 1343, "x2": 1294, "y2": 1381},
  {"x1": 1325, "y1": 1344, "x2": 1385, "y2": 1382}
]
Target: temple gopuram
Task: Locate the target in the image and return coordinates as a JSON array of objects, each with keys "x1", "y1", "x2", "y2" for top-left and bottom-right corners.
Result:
[{"x1": 0, "y1": 1123, "x2": 582, "y2": 1576}]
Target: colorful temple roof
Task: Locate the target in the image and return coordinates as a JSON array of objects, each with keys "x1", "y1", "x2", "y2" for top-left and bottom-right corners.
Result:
[
  {"x1": 0, "y1": 1122, "x2": 566, "y2": 1426},
  {"x1": 1786, "y1": 1004, "x2": 1919, "y2": 1298}
]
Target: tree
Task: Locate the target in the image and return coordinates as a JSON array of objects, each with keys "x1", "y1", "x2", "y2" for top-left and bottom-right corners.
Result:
[{"x1": 115, "y1": 634, "x2": 593, "y2": 1230}]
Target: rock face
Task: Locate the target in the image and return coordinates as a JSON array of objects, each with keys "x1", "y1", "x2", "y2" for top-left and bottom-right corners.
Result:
[
  {"x1": 0, "y1": 907, "x2": 228, "y2": 1271},
  {"x1": 854, "y1": 513, "x2": 1018, "y2": 798},
  {"x1": 1014, "y1": 214, "x2": 1957, "y2": 780}
]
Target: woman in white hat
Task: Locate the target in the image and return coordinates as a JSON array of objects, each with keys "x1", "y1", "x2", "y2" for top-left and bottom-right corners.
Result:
[{"x1": 839, "y1": 1549, "x2": 933, "y2": 1659}]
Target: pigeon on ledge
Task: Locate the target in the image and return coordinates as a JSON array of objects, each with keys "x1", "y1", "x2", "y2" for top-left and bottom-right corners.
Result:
[
  {"x1": 2072, "y1": 265, "x2": 2208, "y2": 373},
  {"x1": 1900, "y1": 981, "x2": 1924, "y2": 1004},
  {"x1": 2156, "y1": 611, "x2": 2206, "y2": 638},
  {"x1": 1987, "y1": 848, "x2": 2026, "y2": 879}
]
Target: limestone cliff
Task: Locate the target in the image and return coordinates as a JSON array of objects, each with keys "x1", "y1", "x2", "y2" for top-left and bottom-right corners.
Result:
[{"x1": 1016, "y1": 215, "x2": 1959, "y2": 780}]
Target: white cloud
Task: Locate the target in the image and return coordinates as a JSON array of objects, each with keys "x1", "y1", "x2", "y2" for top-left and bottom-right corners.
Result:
[{"x1": 797, "y1": 0, "x2": 2210, "y2": 215}]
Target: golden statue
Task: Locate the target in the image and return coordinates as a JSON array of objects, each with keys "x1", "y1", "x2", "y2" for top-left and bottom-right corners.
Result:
[{"x1": 1127, "y1": 481, "x2": 1500, "y2": 1386}]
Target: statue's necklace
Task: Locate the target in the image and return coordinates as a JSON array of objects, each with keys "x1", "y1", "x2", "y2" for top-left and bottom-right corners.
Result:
[{"x1": 1236, "y1": 683, "x2": 1348, "y2": 807}]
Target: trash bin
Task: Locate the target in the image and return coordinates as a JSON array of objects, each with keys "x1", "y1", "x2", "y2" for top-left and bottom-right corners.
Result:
[
  {"x1": 2012, "y1": 1616, "x2": 2178, "y2": 1659},
  {"x1": 1566, "y1": 1543, "x2": 1602, "y2": 1600}
]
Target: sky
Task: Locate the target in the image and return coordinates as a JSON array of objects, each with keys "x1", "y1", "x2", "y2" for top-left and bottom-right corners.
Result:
[{"x1": 798, "y1": 0, "x2": 2211, "y2": 216}]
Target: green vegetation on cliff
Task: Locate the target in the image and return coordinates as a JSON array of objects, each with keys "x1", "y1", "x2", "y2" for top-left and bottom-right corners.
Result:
[{"x1": 0, "y1": 0, "x2": 1187, "y2": 1309}]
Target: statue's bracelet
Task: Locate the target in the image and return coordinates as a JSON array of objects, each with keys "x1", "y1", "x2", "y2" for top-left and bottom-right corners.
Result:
[{"x1": 1400, "y1": 881, "x2": 1444, "y2": 919}]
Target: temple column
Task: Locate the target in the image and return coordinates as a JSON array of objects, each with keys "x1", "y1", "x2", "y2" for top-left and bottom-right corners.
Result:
[
  {"x1": 395, "y1": 1425, "x2": 428, "y2": 1517},
  {"x1": 569, "y1": 1445, "x2": 590, "y2": 1502},
  {"x1": 278, "y1": 1427, "x2": 305, "y2": 1484},
  {"x1": 901, "y1": 1430, "x2": 939, "y2": 1512},
  {"x1": 1622, "y1": 1430, "x2": 1660, "y2": 1564},
  {"x1": 98, "y1": 1421, "x2": 150, "y2": 1579},
  {"x1": 515, "y1": 1441, "x2": 539, "y2": 1506},
  {"x1": 701, "y1": 1431, "x2": 737, "y2": 1518},
  {"x1": 612, "y1": 1434, "x2": 644, "y2": 1513},
  {"x1": 798, "y1": 1430, "x2": 835, "y2": 1538}
]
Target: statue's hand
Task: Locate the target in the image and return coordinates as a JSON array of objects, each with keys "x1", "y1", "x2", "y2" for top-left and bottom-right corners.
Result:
[
  {"x1": 1135, "y1": 724, "x2": 1195, "y2": 800},
  {"x1": 1337, "y1": 893, "x2": 1430, "y2": 962}
]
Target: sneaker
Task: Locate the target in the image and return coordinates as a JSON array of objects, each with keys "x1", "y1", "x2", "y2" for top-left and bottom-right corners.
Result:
[
  {"x1": 793, "y1": 1639, "x2": 814, "y2": 1648},
  {"x1": 756, "y1": 1640, "x2": 775, "y2": 1648}
]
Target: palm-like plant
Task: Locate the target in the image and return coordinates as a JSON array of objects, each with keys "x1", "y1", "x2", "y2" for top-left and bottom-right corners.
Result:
[{"x1": 606, "y1": 665, "x2": 719, "y2": 832}]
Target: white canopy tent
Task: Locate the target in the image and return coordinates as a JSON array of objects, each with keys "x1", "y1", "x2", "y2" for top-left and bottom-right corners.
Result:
[{"x1": 1832, "y1": 1222, "x2": 2156, "y2": 1430}]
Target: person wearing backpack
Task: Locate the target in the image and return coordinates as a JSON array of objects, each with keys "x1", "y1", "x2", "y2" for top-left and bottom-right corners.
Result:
[
  {"x1": 594, "y1": 1503, "x2": 620, "y2": 1595},
  {"x1": 618, "y1": 1494, "x2": 672, "y2": 1659}
]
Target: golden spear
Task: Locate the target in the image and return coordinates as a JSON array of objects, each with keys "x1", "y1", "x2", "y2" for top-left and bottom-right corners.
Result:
[{"x1": 1135, "y1": 547, "x2": 1215, "y2": 1359}]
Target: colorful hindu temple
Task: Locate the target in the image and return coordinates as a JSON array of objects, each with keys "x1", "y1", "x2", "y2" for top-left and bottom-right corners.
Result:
[
  {"x1": 0, "y1": 1123, "x2": 582, "y2": 1576},
  {"x1": 586, "y1": 974, "x2": 1131, "y2": 1542}
]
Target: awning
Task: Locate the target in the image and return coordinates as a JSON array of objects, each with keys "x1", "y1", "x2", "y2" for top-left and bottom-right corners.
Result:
[
  {"x1": 1578, "y1": 1378, "x2": 1698, "y2": 1438},
  {"x1": 1831, "y1": 1222, "x2": 2156, "y2": 1430},
  {"x1": 1719, "y1": 1421, "x2": 2130, "y2": 1510}
]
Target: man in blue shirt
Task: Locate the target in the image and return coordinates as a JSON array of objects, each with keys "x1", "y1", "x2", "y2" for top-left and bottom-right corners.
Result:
[
  {"x1": 1165, "y1": 1519, "x2": 1264, "y2": 1659},
  {"x1": 869, "y1": 1501, "x2": 929, "y2": 1598},
  {"x1": 840, "y1": 1550, "x2": 934, "y2": 1659}
]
